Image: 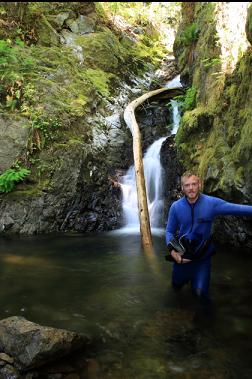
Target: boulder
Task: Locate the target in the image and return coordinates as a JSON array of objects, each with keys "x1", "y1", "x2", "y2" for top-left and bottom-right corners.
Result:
[
  {"x1": 0, "y1": 316, "x2": 89, "y2": 371},
  {"x1": 0, "y1": 116, "x2": 30, "y2": 172}
]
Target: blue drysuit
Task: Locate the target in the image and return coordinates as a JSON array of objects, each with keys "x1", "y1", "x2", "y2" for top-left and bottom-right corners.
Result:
[{"x1": 166, "y1": 194, "x2": 252, "y2": 295}]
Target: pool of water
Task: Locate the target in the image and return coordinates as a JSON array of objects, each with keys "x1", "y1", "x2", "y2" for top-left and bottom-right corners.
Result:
[{"x1": 0, "y1": 231, "x2": 252, "y2": 378}]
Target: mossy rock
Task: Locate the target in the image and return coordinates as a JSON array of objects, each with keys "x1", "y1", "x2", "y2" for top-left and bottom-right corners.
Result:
[
  {"x1": 176, "y1": 106, "x2": 213, "y2": 142},
  {"x1": 75, "y1": 28, "x2": 128, "y2": 73}
]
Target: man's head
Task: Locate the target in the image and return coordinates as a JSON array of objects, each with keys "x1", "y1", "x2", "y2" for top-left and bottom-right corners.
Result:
[{"x1": 181, "y1": 171, "x2": 201, "y2": 203}]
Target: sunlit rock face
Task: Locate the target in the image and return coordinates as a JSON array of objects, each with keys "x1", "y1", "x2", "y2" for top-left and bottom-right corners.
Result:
[
  {"x1": 246, "y1": 4, "x2": 252, "y2": 44},
  {"x1": 215, "y1": 2, "x2": 250, "y2": 74}
]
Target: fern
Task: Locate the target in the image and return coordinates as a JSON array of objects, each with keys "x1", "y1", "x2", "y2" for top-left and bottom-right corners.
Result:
[
  {"x1": 180, "y1": 23, "x2": 199, "y2": 46},
  {"x1": 183, "y1": 85, "x2": 197, "y2": 111},
  {"x1": 0, "y1": 167, "x2": 30, "y2": 193},
  {"x1": 173, "y1": 86, "x2": 197, "y2": 112}
]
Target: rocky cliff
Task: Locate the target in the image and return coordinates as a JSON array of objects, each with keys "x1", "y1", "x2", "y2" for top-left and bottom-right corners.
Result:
[
  {"x1": 0, "y1": 2, "x2": 177, "y2": 235},
  {"x1": 173, "y1": 3, "x2": 252, "y2": 247}
]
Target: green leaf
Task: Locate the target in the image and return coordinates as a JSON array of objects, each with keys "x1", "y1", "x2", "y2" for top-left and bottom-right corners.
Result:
[{"x1": 0, "y1": 167, "x2": 30, "y2": 193}]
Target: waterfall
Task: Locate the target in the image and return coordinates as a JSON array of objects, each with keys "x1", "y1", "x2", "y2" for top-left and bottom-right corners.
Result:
[
  {"x1": 116, "y1": 76, "x2": 182, "y2": 235},
  {"x1": 165, "y1": 74, "x2": 182, "y2": 89},
  {"x1": 120, "y1": 137, "x2": 166, "y2": 234},
  {"x1": 170, "y1": 99, "x2": 181, "y2": 135},
  {"x1": 165, "y1": 74, "x2": 182, "y2": 135}
]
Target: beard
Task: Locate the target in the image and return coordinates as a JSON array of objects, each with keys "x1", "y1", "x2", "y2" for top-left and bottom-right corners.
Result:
[{"x1": 186, "y1": 190, "x2": 199, "y2": 202}]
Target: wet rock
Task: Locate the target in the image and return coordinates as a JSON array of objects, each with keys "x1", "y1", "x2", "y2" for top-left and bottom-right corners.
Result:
[
  {"x1": 0, "y1": 316, "x2": 89, "y2": 371},
  {"x1": 213, "y1": 216, "x2": 252, "y2": 249},
  {"x1": 0, "y1": 116, "x2": 30, "y2": 172},
  {"x1": 136, "y1": 100, "x2": 171, "y2": 151},
  {"x1": 150, "y1": 58, "x2": 179, "y2": 89},
  {"x1": 0, "y1": 363, "x2": 20, "y2": 379},
  {"x1": 52, "y1": 12, "x2": 70, "y2": 28},
  {"x1": 160, "y1": 135, "x2": 183, "y2": 223},
  {"x1": 66, "y1": 15, "x2": 96, "y2": 34},
  {"x1": 0, "y1": 364, "x2": 21, "y2": 379},
  {"x1": 0, "y1": 353, "x2": 14, "y2": 365}
]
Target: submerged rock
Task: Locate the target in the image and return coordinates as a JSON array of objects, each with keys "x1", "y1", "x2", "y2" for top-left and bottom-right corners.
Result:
[{"x1": 0, "y1": 316, "x2": 90, "y2": 371}]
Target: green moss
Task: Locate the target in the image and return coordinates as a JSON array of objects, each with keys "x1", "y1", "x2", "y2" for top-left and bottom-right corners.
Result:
[
  {"x1": 234, "y1": 166, "x2": 245, "y2": 188},
  {"x1": 7, "y1": 179, "x2": 50, "y2": 198},
  {"x1": 225, "y1": 83, "x2": 237, "y2": 99},
  {"x1": 174, "y1": 3, "x2": 252, "y2": 200},
  {"x1": 198, "y1": 146, "x2": 216, "y2": 178},
  {"x1": 1, "y1": 2, "x2": 177, "y2": 197},
  {"x1": 179, "y1": 22, "x2": 199, "y2": 46},
  {"x1": 233, "y1": 118, "x2": 252, "y2": 162},
  {"x1": 176, "y1": 106, "x2": 213, "y2": 144},
  {"x1": 85, "y1": 68, "x2": 115, "y2": 98},
  {"x1": 75, "y1": 29, "x2": 127, "y2": 73}
]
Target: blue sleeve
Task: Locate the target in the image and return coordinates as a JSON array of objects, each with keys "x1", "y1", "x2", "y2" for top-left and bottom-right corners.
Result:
[
  {"x1": 213, "y1": 197, "x2": 252, "y2": 217},
  {"x1": 166, "y1": 203, "x2": 179, "y2": 245}
]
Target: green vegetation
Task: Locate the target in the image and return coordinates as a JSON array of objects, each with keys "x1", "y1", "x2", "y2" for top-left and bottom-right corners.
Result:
[
  {"x1": 174, "y1": 85, "x2": 197, "y2": 112},
  {"x1": 0, "y1": 2, "x2": 182, "y2": 195},
  {"x1": 85, "y1": 68, "x2": 115, "y2": 98},
  {"x1": 0, "y1": 166, "x2": 30, "y2": 193},
  {"x1": 179, "y1": 23, "x2": 199, "y2": 46},
  {"x1": 96, "y1": 2, "x2": 181, "y2": 55},
  {"x1": 173, "y1": 3, "x2": 252, "y2": 199},
  {"x1": 26, "y1": 112, "x2": 61, "y2": 153},
  {"x1": 183, "y1": 85, "x2": 197, "y2": 111},
  {"x1": 202, "y1": 57, "x2": 221, "y2": 69},
  {"x1": 0, "y1": 39, "x2": 35, "y2": 112}
]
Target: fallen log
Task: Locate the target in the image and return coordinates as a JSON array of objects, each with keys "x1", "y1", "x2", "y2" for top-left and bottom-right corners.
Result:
[{"x1": 124, "y1": 87, "x2": 183, "y2": 249}]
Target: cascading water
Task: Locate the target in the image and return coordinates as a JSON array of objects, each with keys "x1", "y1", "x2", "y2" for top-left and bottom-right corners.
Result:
[
  {"x1": 165, "y1": 74, "x2": 182, "y2": 90},
  {"x1": 118, "y1": 75, "x2": 182, "y2": 235},
  {"x1": 170, "y1": 99, "x2": 181, "y2": 135},
  {"x1": 166, "y1": 74, "x2": 182, "y2": 135},
  {"x1": 120, "y1": 137, "x2": 166, "y2": 234}
]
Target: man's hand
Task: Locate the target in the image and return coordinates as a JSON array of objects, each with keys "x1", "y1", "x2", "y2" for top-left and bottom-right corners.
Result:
[{"x1": 171, "y1": 250, "x2": 191, "y2": 264}]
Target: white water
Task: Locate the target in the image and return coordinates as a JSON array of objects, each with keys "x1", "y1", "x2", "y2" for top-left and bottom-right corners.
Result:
[
  {"x1": 170, "y1": 99, "x2": 181, "y2": 135},
  {"x1": 165, "y1": 74, "x2": 182, "y2": 89},
  {"x1": 120, "y1": 137, "x2": 166, "y2": 234}
]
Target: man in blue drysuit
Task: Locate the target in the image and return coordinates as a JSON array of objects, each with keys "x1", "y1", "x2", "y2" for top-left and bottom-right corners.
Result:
[{"x1": 166, "y1": 171, "x2": 252, "y2": 300}]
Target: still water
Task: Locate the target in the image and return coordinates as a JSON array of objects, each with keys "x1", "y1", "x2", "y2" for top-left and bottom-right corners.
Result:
[{"x1": 0, "y1": 232, "x2": 252, "y2": 378}]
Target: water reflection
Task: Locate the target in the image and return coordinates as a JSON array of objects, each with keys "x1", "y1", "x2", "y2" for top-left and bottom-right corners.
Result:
[{"x1": 0, "y1": 233, "x2": 252, "y2": 378}]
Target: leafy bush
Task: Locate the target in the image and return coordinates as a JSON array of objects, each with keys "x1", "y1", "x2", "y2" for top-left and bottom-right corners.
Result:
[{"x1": 0, "y1": 167, "x2": 31, "y2": 193}]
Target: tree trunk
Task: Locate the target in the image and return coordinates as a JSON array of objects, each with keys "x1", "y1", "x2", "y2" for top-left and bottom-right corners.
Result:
[{"x1": 124, "y1": 87, "x2": 183, "y2": 249}]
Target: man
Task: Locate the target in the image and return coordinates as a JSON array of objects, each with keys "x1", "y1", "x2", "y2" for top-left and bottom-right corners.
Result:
[{"x1": 166, "y1": 171, "x2": 252, "y2": 300}]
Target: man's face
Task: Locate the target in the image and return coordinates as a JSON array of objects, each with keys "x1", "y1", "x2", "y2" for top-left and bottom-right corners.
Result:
[{"x1": 181, "y1": 175, "x2": 201, "y2": 202}]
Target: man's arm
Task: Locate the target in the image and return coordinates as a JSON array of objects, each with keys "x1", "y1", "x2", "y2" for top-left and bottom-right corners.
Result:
[
  {"x1": 165, "y1": 204, "x2": 189, "y2": 264},
  {"x1": 165, "y1": 203, "x2": 178, "y2": 245},
  {"x1": 213, "y1": 197, "x2": 252, "y2": 217},
  {"x1": 166, "y1": 203, "x2": 185, "y2": 263}
]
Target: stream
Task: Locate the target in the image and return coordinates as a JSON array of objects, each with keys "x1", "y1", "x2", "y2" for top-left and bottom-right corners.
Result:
[
  {"x1": 0, "y1": 232, "x2": 252, "y2": 378},
  {"x1": 1, "y1": 74, "x2": 251, "y2": 378}
]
